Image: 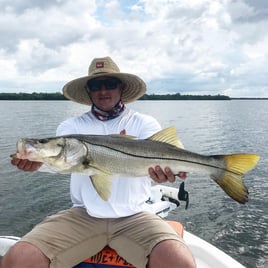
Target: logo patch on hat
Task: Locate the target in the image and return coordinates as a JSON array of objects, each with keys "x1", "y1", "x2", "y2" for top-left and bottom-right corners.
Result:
[{"x1": 96, "y1": 61, "x2": 104, "y2": 68}]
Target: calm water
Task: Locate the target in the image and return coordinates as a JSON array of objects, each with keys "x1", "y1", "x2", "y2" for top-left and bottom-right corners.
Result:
[{"x1": 0, "y1": 100, "x2": 267, "y2": 267}]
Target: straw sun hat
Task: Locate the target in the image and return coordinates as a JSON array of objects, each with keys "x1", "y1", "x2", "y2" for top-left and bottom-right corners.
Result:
[{"x1": 63, "y1": 56, "x2": 146, "y2": 106}]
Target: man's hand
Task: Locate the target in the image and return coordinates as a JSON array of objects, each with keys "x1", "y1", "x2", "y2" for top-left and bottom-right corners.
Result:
[
  {"x1": 11, "y1": 157, "x2": 43, "y2": 172},
  {"x1": 149, "y1": 165, "x2": 187, "y2": 183}
]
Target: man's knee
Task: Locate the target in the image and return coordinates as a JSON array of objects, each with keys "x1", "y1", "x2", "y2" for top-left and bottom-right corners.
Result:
[
  {"x1": 1, "y1": 241, "x2": 49, "y2": 268},
  {"x1": 148, "y1": 239, "x2": 196, "y2": 268}
]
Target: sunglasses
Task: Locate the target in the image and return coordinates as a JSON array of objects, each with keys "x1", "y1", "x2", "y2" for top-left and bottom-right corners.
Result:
[{"x1": 87, "y1": 78, "x2": 122, "y2": 92}]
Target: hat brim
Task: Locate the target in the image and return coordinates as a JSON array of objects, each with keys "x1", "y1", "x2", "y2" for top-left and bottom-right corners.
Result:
[{"x1": 63, "y1": 73, "x2": 146, "y2": 106}]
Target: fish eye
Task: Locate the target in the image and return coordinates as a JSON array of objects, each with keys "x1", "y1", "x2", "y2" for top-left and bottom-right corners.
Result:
[{"x1": 38, "y1": 138, "x2": 49, "y2": 144}]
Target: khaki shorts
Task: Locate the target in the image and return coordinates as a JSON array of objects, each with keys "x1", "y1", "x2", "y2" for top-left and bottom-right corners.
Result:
[{"x1": 21, "y1": 207, "x2": 185, "y2": 268}]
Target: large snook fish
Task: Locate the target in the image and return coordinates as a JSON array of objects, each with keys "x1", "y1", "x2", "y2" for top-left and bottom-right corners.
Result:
[{"x1": 13, "y1": 127, "x2": 259, "y2": 203}]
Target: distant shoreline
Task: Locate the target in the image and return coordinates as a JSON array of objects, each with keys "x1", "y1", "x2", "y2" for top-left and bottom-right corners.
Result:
[{"x1": 0, "y1": 92, "x2": 267, "y2": 101}]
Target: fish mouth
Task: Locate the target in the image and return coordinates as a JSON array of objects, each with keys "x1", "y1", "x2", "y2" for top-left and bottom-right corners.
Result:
[{"x1": 16, "y1": 140, "x2": 38, "y2": 159}]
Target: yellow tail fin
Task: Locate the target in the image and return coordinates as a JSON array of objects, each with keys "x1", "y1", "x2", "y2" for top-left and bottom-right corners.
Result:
[{"x1": 213, "y1": 154, "x2": 260, "y2": 204}]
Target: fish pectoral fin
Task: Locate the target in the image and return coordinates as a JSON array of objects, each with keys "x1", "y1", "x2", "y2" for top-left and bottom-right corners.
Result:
[
  {"x1": 212, "y1": 154, "x2": 260, "y2": 204},
  {"x1": 89, "y1": 163, "x2": 112, "y2": 175},
  {"x1": 148, "y1": 126, "x2": 184, "y2": 148},
  {"x1": 91, "y1": 174, "x2": 112, "y2": 201}
]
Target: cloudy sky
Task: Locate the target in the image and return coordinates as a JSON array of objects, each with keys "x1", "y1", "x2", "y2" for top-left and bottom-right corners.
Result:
[{"x1": 0, "y1": 0, "x2": 267, "y2": 97}]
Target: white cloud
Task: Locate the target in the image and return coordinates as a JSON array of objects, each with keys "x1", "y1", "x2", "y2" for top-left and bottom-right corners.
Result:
[{"x1": 0, "y1": 0, "x2": 267, "y2": 97}]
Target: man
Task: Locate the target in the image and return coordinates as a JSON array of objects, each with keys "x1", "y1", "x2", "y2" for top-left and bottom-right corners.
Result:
[{"x1": 1, "y1": 57, "x2": 195, "y2": 268}]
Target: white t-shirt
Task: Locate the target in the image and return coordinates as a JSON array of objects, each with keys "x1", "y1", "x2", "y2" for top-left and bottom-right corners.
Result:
[{"x1": 56, "y1": 107, "x2": 161, "y2": 218}]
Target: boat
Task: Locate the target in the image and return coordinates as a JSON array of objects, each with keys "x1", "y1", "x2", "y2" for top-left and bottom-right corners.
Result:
[{"x1": 0, "y1": 182, "x2": 245, "y2": 268}]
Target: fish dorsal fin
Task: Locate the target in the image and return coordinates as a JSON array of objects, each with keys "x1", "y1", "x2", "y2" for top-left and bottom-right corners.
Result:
[{"x1": 148, "y1": 126, "x2": 184, "y2": 148}]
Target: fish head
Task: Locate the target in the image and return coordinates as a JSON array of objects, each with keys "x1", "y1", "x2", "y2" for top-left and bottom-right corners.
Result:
[
  {"x1": 16, "y1": 137, "x2": 90, "y2": 173},
  {"x1": 16, "y1": 137, "x2": 66, "y2": 161}
]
